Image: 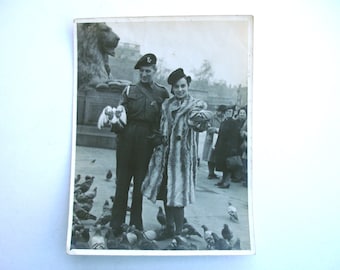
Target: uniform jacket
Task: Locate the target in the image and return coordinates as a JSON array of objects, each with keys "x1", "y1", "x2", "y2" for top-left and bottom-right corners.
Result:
[
  {"x1": 120, "y1": 82, "x2": 169, "y2": 129},
  {"x1": 142, "y1": 95, "x2": 213, "y2": 207}
]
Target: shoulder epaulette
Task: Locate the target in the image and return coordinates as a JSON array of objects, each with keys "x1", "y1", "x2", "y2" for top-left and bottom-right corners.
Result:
[
  {"x1": 154, "y1": 82, "x2": 167, "y2": 90},
  {"x1": 124, "y1": 84, "x2": 136, "y2": 96}
]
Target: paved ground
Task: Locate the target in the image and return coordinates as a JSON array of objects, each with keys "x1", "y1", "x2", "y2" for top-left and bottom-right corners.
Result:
[{"x1": 71, "y1": 134, "x2": 251, "y2": 251}]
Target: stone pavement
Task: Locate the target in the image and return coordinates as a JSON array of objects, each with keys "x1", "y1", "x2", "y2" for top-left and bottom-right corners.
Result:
[{"x1": 71, "y1": 137, "x2": 251, "y2": 250}]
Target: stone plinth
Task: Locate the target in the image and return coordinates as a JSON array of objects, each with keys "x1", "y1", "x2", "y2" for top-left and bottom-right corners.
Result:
[
  {"x1": 76, "y1": 125, "x2": 116, "y2": 149},
  {"x1": 76, "y1": 83, "x2": 125, "y2": 149}
]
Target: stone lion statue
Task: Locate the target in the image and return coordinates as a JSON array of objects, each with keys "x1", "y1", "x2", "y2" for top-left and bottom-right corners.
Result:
[{"x1": 77, "y1": 23, "x2": 122, "y2": 91}]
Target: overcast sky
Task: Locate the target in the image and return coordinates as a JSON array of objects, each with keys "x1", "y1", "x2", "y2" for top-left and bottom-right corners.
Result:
[{"x1": 106, "y1": 16, "x2": 251, "y2": 86}]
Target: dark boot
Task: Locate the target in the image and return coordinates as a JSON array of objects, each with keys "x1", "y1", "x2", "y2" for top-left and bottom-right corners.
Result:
[
  {"x1": 217, "y1": 171, "x2": 231, "y2": 188},
  {"x1": 208, "y1": 162, "x2": 218, "y2": 179}
]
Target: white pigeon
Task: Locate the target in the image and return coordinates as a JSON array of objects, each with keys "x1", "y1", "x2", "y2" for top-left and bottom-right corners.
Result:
[
  {"x1": 97, "y1": 105, "x2": 127, "y2": 130},
  {"x1": 227, "y1": 202, "x2": 239, "y2": 223},
  {"x1": 201, "y1": 225, "x2": 215, "y2": 249}
]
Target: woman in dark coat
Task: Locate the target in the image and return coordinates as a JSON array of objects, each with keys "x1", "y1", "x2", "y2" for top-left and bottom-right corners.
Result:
[
  {"x1": 214, "y1": 105, "x2": 242, "y2": 189},
  {"x1": 142, "y1": 68, "x2": 213, "y2": 239}
]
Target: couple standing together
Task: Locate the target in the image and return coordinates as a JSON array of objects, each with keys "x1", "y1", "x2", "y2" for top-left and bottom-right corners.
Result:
[{"x1": 106, "y1": 53, "x2": 213, "y2": 239}]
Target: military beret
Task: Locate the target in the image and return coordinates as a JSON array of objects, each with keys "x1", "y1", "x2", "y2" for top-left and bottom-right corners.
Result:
[
  {"x1": 134, "y1": 53, "x2": 157, "y2": 69},
  {"x1": 167, "y1": 68, "x2": 192, "y2": 85}
]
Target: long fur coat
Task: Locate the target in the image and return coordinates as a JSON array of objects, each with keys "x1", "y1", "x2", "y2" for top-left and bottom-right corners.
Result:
[{"x1": 141, "y1": 95, "x2": 213, "y2": 207}]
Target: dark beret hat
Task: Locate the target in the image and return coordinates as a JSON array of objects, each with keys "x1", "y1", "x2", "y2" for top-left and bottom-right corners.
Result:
[
  {"x1": 216, "y1": 105, "x2": 228, "y2": 112},
  {"x1": 239, "y1": 105, "x2": 247, "y2": 113},
  {"x1": 167, "y1": 68, "x2": 192, "y2": 85},
  {"x1": 134, "y1": 53, "x2": 157, "y2": 69}
]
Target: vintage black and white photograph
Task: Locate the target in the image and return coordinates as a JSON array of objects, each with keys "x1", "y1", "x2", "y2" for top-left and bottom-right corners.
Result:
[{"x1": 67, "y1": 15, "x2": 254, "y2": 255}]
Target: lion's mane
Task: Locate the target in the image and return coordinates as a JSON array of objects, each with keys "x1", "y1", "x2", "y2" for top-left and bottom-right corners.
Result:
[{"x1": 77, "y1": 23, "x2": 120, "y2": 90}]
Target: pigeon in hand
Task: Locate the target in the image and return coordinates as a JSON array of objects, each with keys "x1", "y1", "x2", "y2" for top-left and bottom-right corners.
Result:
[
  {"x1": 201, "y1": 225, "x2": 215, "y2": 249},
  {"x1": 97, "y1": 105, "x2": 127, "y2": 130},
  {"x1": 227, "y1": 202, "x2": 239, "y2": 223},
  {"x1": 106, "y1": 170, "x2": 113, "y2": 181},
  {"x1": 182, "y1": 218, "x2": 202, "y2": 238},
  {"x1": 157, "y1": 206, "x2": 166, "y2": 229}
]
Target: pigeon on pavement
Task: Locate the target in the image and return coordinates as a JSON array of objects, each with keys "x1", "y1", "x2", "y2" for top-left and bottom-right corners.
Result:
[
  {"x1": 173, "y1": 235, "x2": 198, "y2": 250},
  {"x1": 134, "y1": 229, "x2": 160, "y2": 250},
  {"x1": 221, "y1": 224, "x2": 241, "y2": 249},
  {"x1": 221, "y1": 224, "x2": 233, "y2": 241},
  {"x1": 106, "y1": 169, "x2": 113, "y2": 181},
  {"x1": 89, "y1": 226, "x2": 106, "y2": 249},
  {"x1": 211, "y1": 232, "x2": 232, "y2": 250},
  {"x1": 201, "y1": 225, "x2": 215, "y2": 250},
  {"x1": 75, "y1": 177, "x2": 94, "y2": 193},
  {"x1": 77, "y1": 187, "x2": 98, "y2": 203},
  {"x1": 227, "y1": 202, "x2": 239, "y2": 223},
  {"x1": 77, "y1": 201, "x2": 93, "y2": 212},
  {"x1": 74, "y1": 174, "x2": 81, "y2": 184},
  {"x1": 74, "y1": 202, "x2": 96, "y2": 220},
  {"x1": 157, "y1": 206, "x2": 166, "y2": 228},
  {"x1": 182, "y1": 219, "x2": 202, "y2": 238}
]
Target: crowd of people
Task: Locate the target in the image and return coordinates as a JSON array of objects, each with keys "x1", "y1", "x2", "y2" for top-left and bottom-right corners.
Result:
[
  {"x1": 101, "y1": 53, "x2": 248, "y2": 240},
  {"x1": 202, "y1": 104, "x2": 248, "y2": 189}
]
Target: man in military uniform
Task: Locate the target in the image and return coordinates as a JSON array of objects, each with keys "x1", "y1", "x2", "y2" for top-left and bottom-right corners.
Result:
[{"x1": 108, "y1": 53, "x2": 169, "y2": 234}]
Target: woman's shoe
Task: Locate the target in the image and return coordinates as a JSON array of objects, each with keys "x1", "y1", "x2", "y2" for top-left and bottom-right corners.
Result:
[
  {"x1": 208, "y1": 174, "x2": 219, "y2": 179},
  {"x1": 218, "y1": 183, "x2": 230, "y2": 189}
]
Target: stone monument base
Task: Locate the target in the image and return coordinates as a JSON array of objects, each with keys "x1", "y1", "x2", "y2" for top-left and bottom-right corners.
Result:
[{"x1": 76, "y1": 125, "x2": 116, "y2": 149}]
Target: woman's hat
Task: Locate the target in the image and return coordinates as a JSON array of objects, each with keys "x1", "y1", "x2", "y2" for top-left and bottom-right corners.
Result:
[
  {"x1": 239, "y1": 105, "x2": 247, "y2": 113},
  {"x1": 167, "y1": 68, "x2": 192, "y2": 85}
]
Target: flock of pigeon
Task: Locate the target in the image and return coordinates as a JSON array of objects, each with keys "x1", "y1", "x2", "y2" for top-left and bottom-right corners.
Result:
[{"x1": 71, "y1": 173, "x2": 241, "y2": 251}]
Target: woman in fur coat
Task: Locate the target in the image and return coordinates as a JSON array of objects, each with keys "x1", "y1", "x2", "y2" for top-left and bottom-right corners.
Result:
[{"x1": 142, "y1": 68, "x2": 213, "y2": 239}]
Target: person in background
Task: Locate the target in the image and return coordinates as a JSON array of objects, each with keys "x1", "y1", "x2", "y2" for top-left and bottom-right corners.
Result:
[
  {"x1": 142, "y1": 68, "x2": 213, "y2": 239},
  {"x1": 214, "y1": 105, "x2": 242, "y2": 189},
  {"x1": 231, "y1": 106, "x2": 248, "y2": 183},
  {"x1": 106, "y1": 53, "x2": 169, "y2": 235},
  {"x1": 238, "y1": 106, "x2": 248, "y2": 187},
  {"x1": 202, "y1": 105, "x2": 227, "y2": 179}
]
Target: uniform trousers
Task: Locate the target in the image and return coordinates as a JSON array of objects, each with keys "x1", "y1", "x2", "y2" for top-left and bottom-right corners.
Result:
[{"x1": 110, "y1": 122, "x2": 154, "y2": 231}]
